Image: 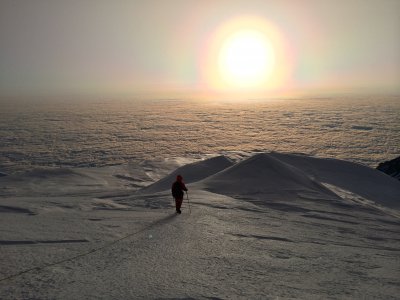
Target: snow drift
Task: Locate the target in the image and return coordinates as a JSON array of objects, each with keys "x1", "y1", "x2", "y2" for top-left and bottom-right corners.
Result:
[
  {"x1": 141, "y1": 152, "x2": 400, "y2": 211},
  {"x1": 140, "y1": 155, "x2": 233, "y2": 194},
  {"x1": 198, "y1": 153, "x2": 340, "y2": 201},
  {"x1": 269, "y1": 152, "x2": 400, "y2": 209}
]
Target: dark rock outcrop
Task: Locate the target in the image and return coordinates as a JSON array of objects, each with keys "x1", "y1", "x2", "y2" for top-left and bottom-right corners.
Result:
[{"x1": 377, "y1": 156, "x2": 400, "y2": 181}]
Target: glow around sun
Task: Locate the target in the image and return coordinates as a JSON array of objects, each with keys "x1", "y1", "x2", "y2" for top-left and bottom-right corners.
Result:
[
  {"x1": 218, "y1": 30, "x2": 275, "y2": 88},
  {"x1": 202, "y1": 16, "x2": 291, "y2": 94}
]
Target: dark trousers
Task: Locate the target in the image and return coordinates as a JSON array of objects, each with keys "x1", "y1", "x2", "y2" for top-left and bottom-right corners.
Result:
[{"x1": 175, "y1": 197, "x2": 183, "y2": 210}]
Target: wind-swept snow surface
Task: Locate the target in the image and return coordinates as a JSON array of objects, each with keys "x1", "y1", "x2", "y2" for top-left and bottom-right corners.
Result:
[
  {"x1": 199, "y1": 153, "x2": 340, "y2": 200},
  {"x1": 1, "y1": 153, "x2": 399, "y2": 299},
  {"x1": 141, "y1": 155, "x2": 234, "y2": 194}
]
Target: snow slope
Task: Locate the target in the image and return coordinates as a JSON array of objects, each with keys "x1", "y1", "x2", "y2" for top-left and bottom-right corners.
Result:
[
  {"x1": 269, "y1": 152, "x2": 400, "y2": 209},
  {"x1": 141, "y1": 155, "x2": 233, "y2": 194},
  {"x1": 1, "y1": 152, "x2": 399, "y2": 299},
  {"x1": 198, "y1": 153, "x2": 340, "y2": 200}
]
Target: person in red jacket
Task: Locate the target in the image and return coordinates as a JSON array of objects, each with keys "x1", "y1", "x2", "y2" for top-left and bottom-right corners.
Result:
[{"x1": 171, "y1": 174, "x2": 188, "y2": 214}]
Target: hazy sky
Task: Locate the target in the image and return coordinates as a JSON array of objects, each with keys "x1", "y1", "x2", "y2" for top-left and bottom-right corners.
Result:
[{"x1": 1, "y1": 0, "x2": 399, "y2": 98}]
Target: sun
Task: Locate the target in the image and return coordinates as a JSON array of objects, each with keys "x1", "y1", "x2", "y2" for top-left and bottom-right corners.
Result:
[
  {"x1": 218, "y1": 30, "x2": 275, "y2": 89},
  {"x1": 202, "y1": 15, "x2": 291, "y2": 95}
]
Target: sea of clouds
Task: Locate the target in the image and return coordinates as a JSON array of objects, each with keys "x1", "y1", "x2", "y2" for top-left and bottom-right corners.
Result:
[{"x1": 0, "y1": 96, "x2": 399, "y2": 173}]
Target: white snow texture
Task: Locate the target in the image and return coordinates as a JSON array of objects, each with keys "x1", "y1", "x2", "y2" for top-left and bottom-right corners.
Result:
[{"x1": 0, "y1": 152, "x2": 399, "y2": 299}]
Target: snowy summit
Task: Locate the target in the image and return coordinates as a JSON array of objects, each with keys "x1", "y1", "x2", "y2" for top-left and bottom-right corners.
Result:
[{"x1": 1, "y1": 152, "x2": 399, "y2": 299}]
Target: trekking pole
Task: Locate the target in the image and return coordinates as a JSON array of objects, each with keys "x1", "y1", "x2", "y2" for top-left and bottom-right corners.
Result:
[{"x1": 186, "y1": 191, "x2": 191, "y2": 214}]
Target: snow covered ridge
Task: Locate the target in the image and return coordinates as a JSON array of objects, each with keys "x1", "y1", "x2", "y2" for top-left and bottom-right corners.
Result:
[
  {"x1": 1, "y1": 152, "x2": 400, "y2": 299},
  {"x1": 140, "y1": 155, "x2": 234, "y2": 194},
  {"x1": 145, "y1": 152, "x2": 400, "y2": 211}
]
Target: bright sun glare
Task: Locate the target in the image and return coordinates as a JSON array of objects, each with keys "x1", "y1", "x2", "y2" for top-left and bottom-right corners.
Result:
[
  {"x1": 203, "y1": 16, "x2": 290, "y2": 95},
  {"x1": 218, "y1": 30, "x2": 275, "y2": 88}
]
